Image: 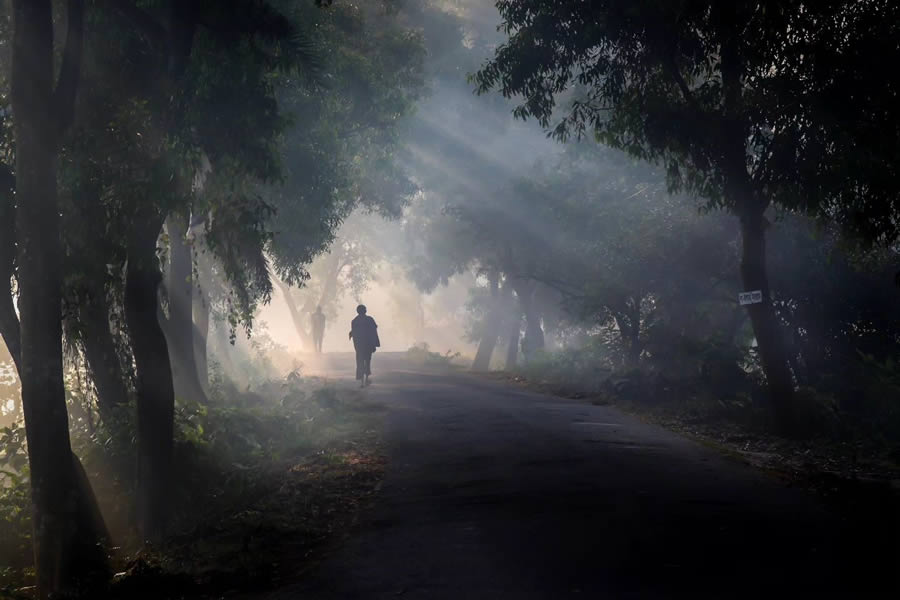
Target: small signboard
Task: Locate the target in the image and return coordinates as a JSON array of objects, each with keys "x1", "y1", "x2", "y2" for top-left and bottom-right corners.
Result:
[{"x1": 739, "y1": 290, "x2": 763, "y2": 305}]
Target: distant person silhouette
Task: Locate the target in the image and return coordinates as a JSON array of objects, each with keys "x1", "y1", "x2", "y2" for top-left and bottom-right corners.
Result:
[
  {"x1": 349, "y1": 304, "x2": 379, "y2": 387},
  {"x1": 311, "y1": 305, "x2": 326, "y2": 353}
]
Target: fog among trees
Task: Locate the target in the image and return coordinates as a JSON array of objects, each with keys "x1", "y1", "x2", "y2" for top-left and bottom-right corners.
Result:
[{"x1": 1, "y1": 1, "x2": 899, "y2": 598}]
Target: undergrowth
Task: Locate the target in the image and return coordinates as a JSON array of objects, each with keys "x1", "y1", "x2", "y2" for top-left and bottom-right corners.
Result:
[
  {"x1": 0, "y1": 370, "x2": 385, "y2": 599},
  {"x1": 510, "y1": 343, "x2": 900, "y2": 468},
  {"x1": 406, "y1": 343, "x2": 462, "y2": 368}
]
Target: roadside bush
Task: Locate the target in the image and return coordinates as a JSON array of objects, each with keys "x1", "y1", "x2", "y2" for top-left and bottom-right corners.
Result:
[
  {"x1": 791, "y1": 387, "x2": 842, "y2": 439},
  {"x1": 406, "y1": 343, "x2": 462, "y2": 368},
  {"x1": 515, "y1": 342, "x2": 613, "y2": 397}
]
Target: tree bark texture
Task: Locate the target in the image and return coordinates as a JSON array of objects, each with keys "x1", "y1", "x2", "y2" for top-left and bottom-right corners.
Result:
[
  {"x1": 193, "y1": 249, "x2": 211, "y2": 396},
  {"x1": 472, "y1": 274, "x2": 501, "y2": 371},
  {"x1": 739, "y1": 209, "x2": 797, "y2": 430},
  {"x1": 79, "y1": 289, "x2": 129, "y2": 421},
  {"x1": 125, "y1": 214, "x2": 174, "y2": 544},
  {"x1": 276, "y1": 278, "x2": 313, "y2": 351},
  {"x1": 165, "y1": 213, "x2": 207, "y2": 404},
  {"x1": 11, "y1": 1, "x2": 108, "y2": 596},
  {"x1": 717, "y1": 3, "x2": 795, "y2": 431}
]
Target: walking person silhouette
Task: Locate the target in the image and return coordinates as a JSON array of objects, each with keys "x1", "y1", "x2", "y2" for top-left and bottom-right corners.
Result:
[
  {"x1": 349, "y1": 304, "x2": 379, "y2": 387},
  {"x1": 311, "y1": 306, "x2": 326, "y2": 353}
]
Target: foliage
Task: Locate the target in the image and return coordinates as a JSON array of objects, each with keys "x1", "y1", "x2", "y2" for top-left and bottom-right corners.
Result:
[
  {"x1": 406, "y1": 343, "x2": 462, "y2": 368},
  {"x1": 493, "y1": 145, "x2": 900, "y2": 446},
  {"x1": 475, "y1": 1, "x2": 900, "y2": 228},
  {"x1": 0, "y1": 424, "x2": 30, "y2": 583},
  {"x1": 0, "y1": 366, "x2": 383, "y2": 594},
  {"x1": 0, "y1": 346, "x2": 18, "y2": 426},
  {"x1": 109, "y1": 371, "x2": 383, "y2": 598},
  {"x1": 266, "y1": 0, "x2": 426, "y2": 287}
]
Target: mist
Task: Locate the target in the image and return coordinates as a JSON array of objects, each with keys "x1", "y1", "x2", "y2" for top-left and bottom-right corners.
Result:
[{"x1": 1, "y1": 1, "x2": 899, "y2": 598}]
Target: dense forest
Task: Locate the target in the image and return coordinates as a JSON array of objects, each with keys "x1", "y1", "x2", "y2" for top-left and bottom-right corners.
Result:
[{"x1": 1, "y1": 1, "x2": 899, "y2": 598}]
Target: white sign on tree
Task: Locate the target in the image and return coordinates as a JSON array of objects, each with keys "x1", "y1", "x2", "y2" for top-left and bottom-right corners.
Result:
[{"x1": 738, "y1": 290, "x2": 763, "y2": 305}]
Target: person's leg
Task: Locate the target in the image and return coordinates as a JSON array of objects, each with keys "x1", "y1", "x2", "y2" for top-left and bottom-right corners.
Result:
[
  {"x1": 361, "y1": 354, "x2": 370, "y2": 386},
  {"x1": 355, "y1": 351, "x2": 363, "y2": 380}
]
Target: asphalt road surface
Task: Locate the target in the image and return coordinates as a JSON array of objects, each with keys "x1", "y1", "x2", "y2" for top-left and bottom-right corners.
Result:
[{"x1": 268, "y1": 353, "x2": 895, "y2": 599}]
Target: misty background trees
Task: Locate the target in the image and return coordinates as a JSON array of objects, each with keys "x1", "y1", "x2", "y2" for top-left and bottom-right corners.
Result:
[{"x1": 0, "y1": 1, "x2": 899, "y2": 597}]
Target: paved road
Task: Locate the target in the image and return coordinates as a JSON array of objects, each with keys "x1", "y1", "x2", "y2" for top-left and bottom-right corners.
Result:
[{"x1": 270, "y1": 354, "x2": 893, "y2": 599}]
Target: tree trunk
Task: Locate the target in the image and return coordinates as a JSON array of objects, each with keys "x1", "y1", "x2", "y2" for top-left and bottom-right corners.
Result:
[
  {"x1": 276, "y1": 278, "x2": 313, "y2": 350},
  {"x1": 739, "y1": 208, "x2": 796, "y2": 430},
  {"x1": 193, "y1": 251, "x2": 211, "y2": 397},
  {"x1": 616, "y1": 319, "x2": 641, "y2": 370},
  {"x1": 0, "y1": 166, "x2": 20, "y2": 373},
  {"x1": 717, "y1": 3, "x2": 796, "y2": 431},
  {"x1": 212, "y1": 319, "x2": 246, "y2": 387},
  {"x1": 512, "y1": 279, "x2": 544, "y2": 361},
  {"x1": 12, "y1": 1, "x2": 109, "y2": 596},
  {"x1": 472, "y1": 274, "x2": 503, "y2": 371},
  {"x1": 165, "y1": 213, "x2": 207, "y2": 404},
  {"x1": 79, "y1": 288, "x2": 129, "y2": 421},
  {"x1": 125, "y1": 214, "x2": 175, "y2": 544},
  {"x1": 317, "y1": 248, "x2": 345, "y2": 310},
  {"x1": 504, "y1": 308, "x2": 521, "y2": 370},
  {"x1": 614, "y1": 297, "x2": 643, "y2": 370},
  {"x1": 541, "y1": 306, "x2": 560, "y2": 351}
]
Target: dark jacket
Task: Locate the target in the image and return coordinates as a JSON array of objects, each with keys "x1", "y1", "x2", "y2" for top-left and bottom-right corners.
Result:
[{"x1": 350, "y1": 314, "x2": 380, "y2": 353}]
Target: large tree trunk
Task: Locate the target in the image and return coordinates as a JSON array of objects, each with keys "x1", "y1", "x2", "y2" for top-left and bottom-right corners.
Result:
[
  {"x1": 79, "y1": 288, "x2": 129, "y2": 421},
  {"x1": 193, "y1": 250, "x2": 211, "y2": 397},
  {"x1": 165, "y1": 213, "x2": 208, "y2": 405},
  {"x1": 739, "y1": 209, "x2": 796, "y2": 430},
  {"x1": 12, "y1": 1, "x2": 109, "y2": 596},
  {"x1": 717, "y1": 4, "x2": 795, "y2": 431},
  {"x1": 0, "y1": 166, "x2": 20, "y2": 374},
  {"x1": 125, "y1": 214, "x2": 175, "y2": 544}
]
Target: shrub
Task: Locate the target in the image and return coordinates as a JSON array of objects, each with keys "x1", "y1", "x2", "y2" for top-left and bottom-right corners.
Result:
[
  {"x1": 0, "y1": 424, "x2": 31, "y2": 583},
  {"x1": 406, "y1": 343, "x2": 462, "y2": 368}
]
